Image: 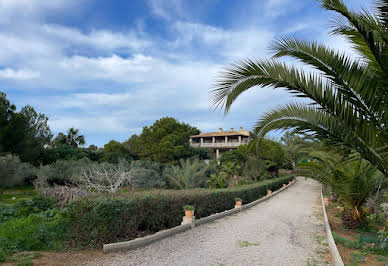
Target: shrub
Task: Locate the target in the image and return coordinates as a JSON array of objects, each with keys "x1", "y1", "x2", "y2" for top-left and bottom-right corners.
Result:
[
  {"x1": 35, "y1": 158, "x2": 91, "y2": 186},
  {"x1": 0, "y1": 155, "x2": 35, "y2": 188},
  {"x1": 206, "y1": 173, "x2": 228, "y2": 189},
  {"x1": 38, "y1": 185, "x2": 89, "y2": 207},
  {"x1": 163, "y1": 158, "x2": 209, "y2": 189},
  {"x1": 132, "y1": 160, "x2": 166, "y2": 189},
  {"x1": 242, "y1": 157, "x2": 269, "y2": 181},
  {"x1": 183, "y1": 205, "x2": 195, "y2": 211},
  {"x1": 67, "y1": 175, "x2": 293, "y2": 246}
]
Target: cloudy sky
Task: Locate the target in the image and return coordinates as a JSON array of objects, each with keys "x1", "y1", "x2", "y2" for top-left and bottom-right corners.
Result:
[{"x1": 1, "y1": 0, "x2": 371, "y2": 146}]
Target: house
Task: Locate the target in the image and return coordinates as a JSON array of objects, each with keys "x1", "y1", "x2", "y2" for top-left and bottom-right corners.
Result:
[{"x1": 189, "y1": 127, "x2": 251, "y2": 159}]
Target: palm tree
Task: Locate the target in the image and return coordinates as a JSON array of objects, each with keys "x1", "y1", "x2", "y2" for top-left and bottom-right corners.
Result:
[
  {"x1": 211, "y1": 0, "x2": 388, "y2": 177},
  {"x1": 280, "y1": 132, "x2": 309, "y2": 170},
  {"x1": 66, "y1": 127, "x2": 85, "y2": 147},
  {"x1": 163, "y1": 158, "x2": 209, "y2": 189},
  {"x1": 300, "y1": 151, "x2": 381, "y2": 228}
]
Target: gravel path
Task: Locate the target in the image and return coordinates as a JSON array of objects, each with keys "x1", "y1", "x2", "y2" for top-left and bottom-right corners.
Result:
[{"x1": 87, "y1": 177, "x2": 331, "y2": 266}]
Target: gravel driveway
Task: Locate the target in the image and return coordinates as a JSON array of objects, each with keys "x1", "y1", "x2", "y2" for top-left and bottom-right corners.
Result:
[{"x1": 86, "y1": 177, "x2": 331, "y2": 266}]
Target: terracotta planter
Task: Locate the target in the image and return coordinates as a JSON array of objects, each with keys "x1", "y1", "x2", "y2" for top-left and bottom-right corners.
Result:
[
  {"x1": 235, "y1": 201, "x2": 242, "y2": 206},
  {"x1": 185, "y1": 210, "x2": 194, "y2": 218},
  {"x1": 267, "y1": 189, "x2": 272, "y2": 195}
]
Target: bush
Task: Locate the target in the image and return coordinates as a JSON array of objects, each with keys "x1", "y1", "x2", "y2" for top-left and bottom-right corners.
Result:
[
  {"x1": 132, "y1": 160, "x2": 166, "y2": 189},
  {"x1": 67, "y1": 175, "x2": 293, "y2": 246},
  {"x1": 38, "y1": 186, "x2": 89, "y2": 207},
  {"x1": 0, "y1": 155, "x2": 35, "y2": 188},
  {"x1": 206, "y1": 173, "x2": 228, "y2": 189},
  {"x1": 242, "y1": 157, "x2": 269, "y2": 181},
  {"x1": 35, "y1": 158, "x2": 91, "y2": 186}
]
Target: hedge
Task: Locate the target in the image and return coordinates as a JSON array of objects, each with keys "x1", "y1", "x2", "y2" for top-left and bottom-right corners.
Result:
[{"x1": 67, "y1": 176, "x2": 294, "y2": 247}]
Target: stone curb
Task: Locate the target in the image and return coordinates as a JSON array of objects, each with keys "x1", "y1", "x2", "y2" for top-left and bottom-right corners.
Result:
[
  {"x1": 103, "y1": 223, "x2": 192, "y2": 253},
  {"x1": 320, "y1": 187, "x2": 344, "y2": 266},
  {"x1": 103, "y1": 178, "x2": 296, "y2": 253}
]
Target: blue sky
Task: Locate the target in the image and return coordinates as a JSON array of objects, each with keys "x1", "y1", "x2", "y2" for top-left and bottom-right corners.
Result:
[{"x1": 1, "y1": 0, "x2": 371, "y2": 146}]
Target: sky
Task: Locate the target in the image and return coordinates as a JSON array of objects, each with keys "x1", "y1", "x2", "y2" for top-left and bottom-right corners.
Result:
[{"x1": 1, "y1": 0, "x2": 372, "y2": 147}]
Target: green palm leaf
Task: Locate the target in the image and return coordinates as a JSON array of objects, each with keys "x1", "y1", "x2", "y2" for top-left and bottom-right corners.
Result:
[{"x1": 210, "y1": 0, "x2": 388, "y2": 177}]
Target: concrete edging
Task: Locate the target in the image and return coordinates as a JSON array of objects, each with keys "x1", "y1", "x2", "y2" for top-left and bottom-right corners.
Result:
[
  {"x1": 320, "y1": 187, "x2": 344, "y2": 266},
  {"x1": 103, "y1": 223, "x2": 192, "y2": 253},
  {"x1": 103, "y1": 178, "x2": 296, "y2": 253}
]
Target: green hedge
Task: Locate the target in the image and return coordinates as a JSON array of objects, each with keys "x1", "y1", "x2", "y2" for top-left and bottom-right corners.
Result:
[{"x1": 67, "y1": 176, "x2": 294, "y2": 247}]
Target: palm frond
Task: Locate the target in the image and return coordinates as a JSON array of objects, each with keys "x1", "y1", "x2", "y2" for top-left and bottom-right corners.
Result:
[
  {"x1": 319, "y1": 0, "x2": 388, "y2": 79},
  {"x1": 375, "y1": 0, "x2": 388, "y2": 28},
  {"x1": 254, "y1": 103, "x2": 388, "y2": 176}
]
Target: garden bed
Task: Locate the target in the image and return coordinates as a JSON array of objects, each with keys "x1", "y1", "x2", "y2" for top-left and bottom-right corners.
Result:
[
  {"x1": 326, "y1": 202, "x2": 388, "y2": 265},
  {"x1": 0, "y1": 185, "x2": 36, "y2": 205}
]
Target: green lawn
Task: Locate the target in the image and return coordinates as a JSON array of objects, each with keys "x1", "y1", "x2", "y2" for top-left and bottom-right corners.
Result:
[{"x1": 0, "y1": 185, "x2": 36, "y2": 205}]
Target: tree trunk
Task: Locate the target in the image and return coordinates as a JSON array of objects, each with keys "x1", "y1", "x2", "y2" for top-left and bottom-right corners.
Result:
[
  {"x1": 291, "y1": 160, "x2": 296, "y2": 170},
  {"x1": 342, "y1": 206, "x2": 363, "y2": 229}
]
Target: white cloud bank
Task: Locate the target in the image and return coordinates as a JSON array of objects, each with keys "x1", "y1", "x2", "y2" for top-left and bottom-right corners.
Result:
[
  {"x1": 1, "y1": 0, "x2": 363, "y2": 145},
  {"x1": 0, "y1": 68, "x2": 40, "y2": 80}
]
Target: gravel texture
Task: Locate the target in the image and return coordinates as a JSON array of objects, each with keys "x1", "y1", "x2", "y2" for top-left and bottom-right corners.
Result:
[{"x1": 86, "y1": 177, "x2": 331, "y2": 266}]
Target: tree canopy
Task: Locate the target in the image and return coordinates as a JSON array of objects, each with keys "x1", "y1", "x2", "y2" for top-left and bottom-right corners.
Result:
[
  {"x1": 0, "y1": 92, "x2": 52, "y2": 165},
  {"x1": 53, "y1": 128, "x2": 85, "y2": 148},
  {"x1": 125, "y1": 117, "x2": 203, "y2": 163}
]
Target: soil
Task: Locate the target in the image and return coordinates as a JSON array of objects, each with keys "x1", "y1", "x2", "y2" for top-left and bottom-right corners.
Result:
[
  {"x1": 326, "y1": 202, "x2": 388, "y2": 265},
  {"x1": 2, "y1": 250, "x2": 105, "y2": 266}
]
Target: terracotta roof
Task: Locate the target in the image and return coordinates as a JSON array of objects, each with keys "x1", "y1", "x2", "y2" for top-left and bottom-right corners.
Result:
[{"x1": 190, "y1": 130, "x2": 251, "y2": 138}]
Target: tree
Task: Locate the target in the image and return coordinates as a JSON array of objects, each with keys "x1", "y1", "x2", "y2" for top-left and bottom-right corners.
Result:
[
  {"x1": 125, "y1": 117, "x2": 201, "y2": 163},
  {"x1": 0, "y1": 92, "x2": 52, "y2": 165},
  {"x1": 52, "y1": 133, "x2": 67, "y2": 148},
  {"x1": 76, "y1": 160, "x2": 135, "y2": 193},
  {"x1": 53, "y1": 128, "x2": 85, "y2": 148},
  {"x1": 101, "y1": 140, "x2": 132, "y2": 163},
  {"x1": 280, "y1": 132, "x2": 309, "y2": 170},
  {"x1": 219, "y1": 148, "x2": 247, "y2": 167},
  {"x1": 211, "y1": 0, "x2": 388, "y2": 177},
  {"x1": 300, "y1": 151, "x2": 381, "y2": 228},
  {"x1": 65, "y1": 127, "x2": 85, "y2": 147},
  {"x1": 0, "y1": 92, "x2": 16, "y2": 153},
  {"x1": 251, "y1": 138, "x2": 285, "y2": 177}
]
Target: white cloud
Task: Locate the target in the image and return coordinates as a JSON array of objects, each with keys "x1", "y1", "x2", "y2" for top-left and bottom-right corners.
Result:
[
  {"x1": 0, "y1": 0, "x2": 86, "y2": 22},
  {"x1": 265, "y1": 0, "x2": 292, "y2": 17},
  {"x1": 171, "y1": 22, "x2": 274, "y2": 60},
  {"x1": 42, "y1": 24, "x2": 150, "y2": 51},
  {"x1": 49, "y1": 115, "x2": 130, "y2": 135},
  {"x1": 0, "y1": 68, "x2": 40, "y2": 80},
  {"x1": 147, "y1": 0, "x2": 186, "y2": 20}
]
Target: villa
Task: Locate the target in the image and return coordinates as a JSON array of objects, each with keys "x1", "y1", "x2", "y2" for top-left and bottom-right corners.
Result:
[{"x1": 189, "y1": 127, "x2": 251, "y2": 159}]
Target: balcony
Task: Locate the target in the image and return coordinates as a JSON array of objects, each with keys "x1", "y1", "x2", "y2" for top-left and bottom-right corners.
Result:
[{"x1": 190, "y1": 142, "x2": 243, "y2": 148}]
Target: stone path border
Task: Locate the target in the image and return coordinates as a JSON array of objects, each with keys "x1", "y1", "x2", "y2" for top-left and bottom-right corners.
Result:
[
  {"x1": 103, "y1": 179, "x2": 296, "y2": 253},
  {"x1": 320, "y1": 187, "x2": 344, "y2": 266}
]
